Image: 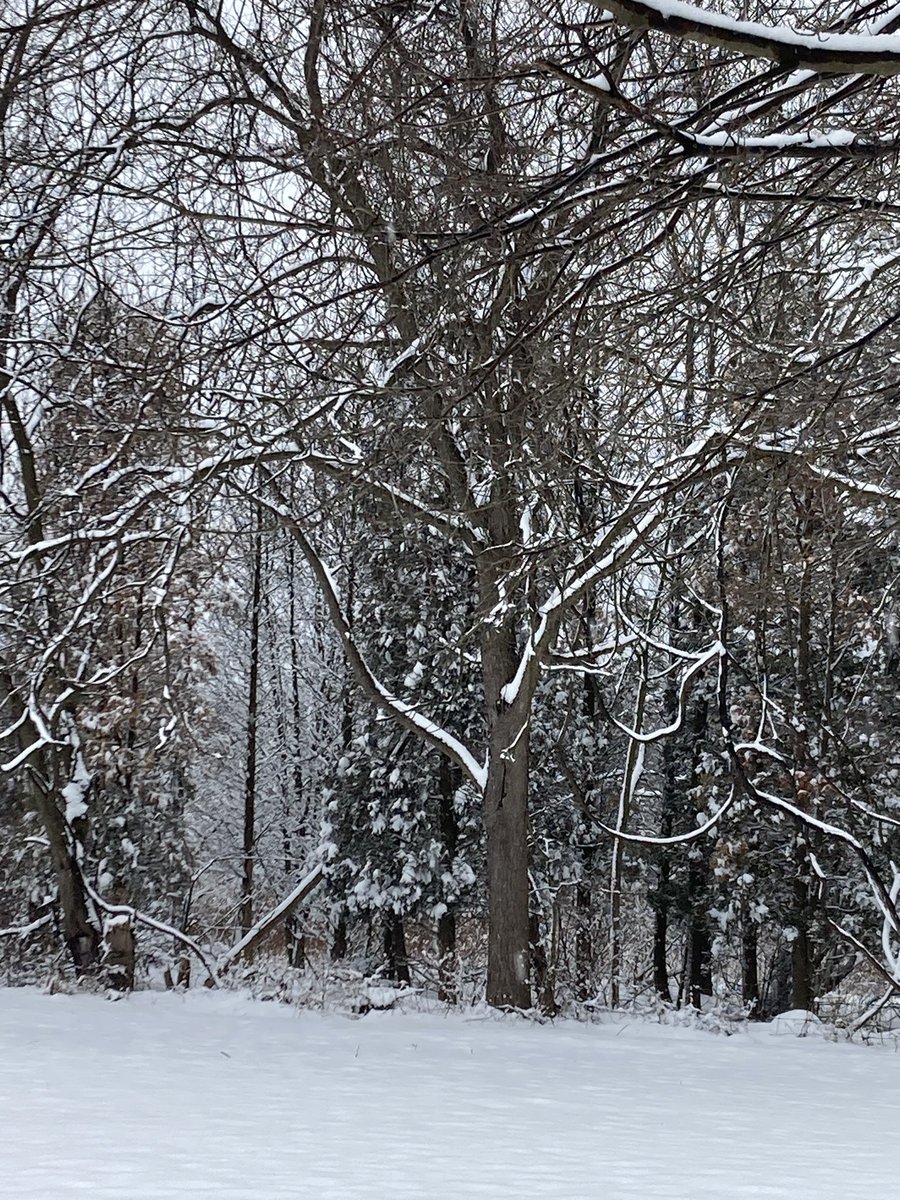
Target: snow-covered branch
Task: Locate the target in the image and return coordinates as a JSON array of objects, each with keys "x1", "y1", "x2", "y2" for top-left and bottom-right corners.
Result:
[
  {"x1": 217, "y1": 865, "x2": 325, "y2": 973},
  {"x1": 596, "y1": 0, "x2": 900, "y2": 75}
]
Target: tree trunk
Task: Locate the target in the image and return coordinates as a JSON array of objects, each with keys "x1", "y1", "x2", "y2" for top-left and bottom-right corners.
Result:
[
  {"x1": 28, "y1": 770, "x2": 99, "y2": 973},
  {"x1": 240, "y1": 503, "x2": 263, "y2": 940},
  {"x1": 437, "y1": 758, "x2": 459, "y2": 1001},
  {"x1": 610, "y1": 657, "x2": 648, "y2": 1007},
  {"x1": 688, "y1": 845, "x2": 713, "y2": 1010},
  {"x1": 791, "y1": 835, "x2": 815, "y2": 1011},
  {"x1": 483, "y1": 707, "x2": 532, "y2": 1009},
  {"x1": 653, "y1": 907, "x2": 671, "y2": 1003},
  {"x1": 574, "y1": 856, "x2": 594, "y2": 1002},
  {"x1": 284, "y1": 534, "x2": 308, "y2": 969},
  {"x1": 742, "y1": 921, "x2": 761, "y2": 1017},
  {"x1": 102, "y1": 914, "x2": 135, "y2": 991},
  {"x1": 331, "y1": 909, "x2": 348, "y2": 961},
  {"x1": 476, "y1": 547, "x2": 533, "y2": 1010},
  {"x1": 653, "y1": 684, "x2": 678, "y2": 1003},
  {"x1": 383, "y1": 914, "x2": 411, "y2": 984},
  {"x1": 791, "y1": 916, "x2": 814, "y2": 1011},
  {"x1": 689, "y1": 917, "x2": 712, "y2": 1011},
  {"x1": 769, "y1": 943, "x2": 793, "y2": 1015},
  {"x1": 686, "y1": 689, "x2": 711, "y2": 1011}
]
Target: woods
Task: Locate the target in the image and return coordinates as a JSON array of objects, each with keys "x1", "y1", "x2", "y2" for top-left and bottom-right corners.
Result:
[{"x1": 4, "y1": 0, "x2": 900, "y2": 1021}]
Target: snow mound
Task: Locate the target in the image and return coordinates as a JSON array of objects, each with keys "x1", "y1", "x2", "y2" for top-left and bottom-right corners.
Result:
[{"x1": 767, "y1": 1009, "x2": 825, "y2": 1037}]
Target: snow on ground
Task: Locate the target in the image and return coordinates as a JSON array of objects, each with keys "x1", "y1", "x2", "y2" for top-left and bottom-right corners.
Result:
[{"x1": 1, "y1": 987, "x2": 897, "y2": 1199}]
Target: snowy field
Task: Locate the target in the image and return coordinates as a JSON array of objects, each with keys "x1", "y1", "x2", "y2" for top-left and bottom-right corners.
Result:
[{"x1": 2, "y1": 988, "x2": 897, "y2": 1199}]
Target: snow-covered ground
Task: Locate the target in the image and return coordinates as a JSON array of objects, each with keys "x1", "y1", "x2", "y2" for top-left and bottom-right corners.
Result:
[{"x1": 2, "y1": 988, "x2": 897, "y2": 1199}]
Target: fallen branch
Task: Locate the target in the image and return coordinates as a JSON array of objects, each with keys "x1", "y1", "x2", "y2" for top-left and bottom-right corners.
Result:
[{"x1": 217, "y1": 864, "x2": 325, "y2": 974}]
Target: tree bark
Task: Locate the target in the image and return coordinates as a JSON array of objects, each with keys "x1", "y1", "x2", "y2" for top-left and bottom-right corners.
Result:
[
  {"x1": 437, "y1": 757, "x2": 459, "y2": 1001},
  {"x1": 653, "y1": 668, "x2": 679, "y2": 1002},
  {"x1": 742, "y1": 922, "x2": 760, "y2": 1017},
  {"x1": 483, "y1": 742, "x2": 531, "y2": 1006},
  {"x1": 383, "y1": 914, "x2": 411, "y2": 984},
  {"x1": 688, "y1": 916, "x2": 712, "y2": 1011},
  {"x1": 27, "y1": 768, "x2": 99, "y2": 973},
  {"x1": 240, "y1": 503, "x2": 263, "y2": 940},
  {"x1": 688, "y1": 849, "x2": 712, "y2": 1010},
  {"x1": 285, "y1": 536, "x2": 307, "y2": 968},
  {"x1": 331, "y1": 909, "x2": 348, "y2": 961},
  {"x1": 483, "y1": 693, "x2": 532, "y2": 1009},
  {"x1": 575, "y1": 856, "x2": 594, "y2": 1002},
  {"x1": 102, "y1": 914, "x2": 135, "y2": 991},
  {"x1": 791, "y1": 909, "x2": 814, "y2": 1011}
]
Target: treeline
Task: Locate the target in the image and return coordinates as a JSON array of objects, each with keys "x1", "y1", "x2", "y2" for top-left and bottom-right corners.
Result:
[{"x1": 2, "y1": 0, "x2": 900, "y2": 1019}]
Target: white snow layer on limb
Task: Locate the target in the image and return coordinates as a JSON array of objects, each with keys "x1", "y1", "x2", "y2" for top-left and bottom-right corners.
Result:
[
  {"x1": 61, "y1": 721, "x2": 92, "y2": 824},
  {"x1": 498, "y1": 429, "x2": 733, "y2": 709},
  {"x1": 605, "y1": 641, "x2": 723, "y2": 744},
  {"x1": 545, "y1": 61, "x2": 900, "y2": 158},
  {"x1": 0, "y1": 913, "x2": 53, "y2": 939},
  {"x1": 217, "y1": 864, "x2": 325, "y2": 973},
  {"x1": 594, "y1": 0, "x2": 900, "y2": 75},
  {"x1": 81, "y1": 875, "x2": 221, "y2": 986},
  {"x1": 679, "y1": 128, "x2": 900, "y2": 157},
  {"x1": 499, "y1": 504, "x2": 664, "y2": 706},
  {"x1": 593, "y1": 783, "x2": 740, "y2": 846}
]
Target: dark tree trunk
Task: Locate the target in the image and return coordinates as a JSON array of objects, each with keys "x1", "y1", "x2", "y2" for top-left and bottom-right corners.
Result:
[
  {"x1": 479, "y1": 593, "x2": 532, "y2": 1010},
  {"x1": 484, "y1": 766, "x2": 531, "y2": 1008},
  {"x1": 791, "y1": 920, "x2": 814, "y2": 1011},
  {"x1": 686, "y1": 690, "x2": 711, "y2": 1011},
  {"x1": 657, "y1": 768, "x2": 676, "y2": 1003},
  {"x1": 769, "y1": 943, "x2": 793, "y2": 1015},
  {"x1": 653, "y1": 907, "x2": 671, "y2": 1003},
  {"x1": 483, "y1": 706, "x2": 531, "y2": 1009},
  {"x1": 742, "y1": 922, "x2": 760, "y2": 1017},
  {"x1": 240, "y1": 503, "x2": 263, "y2": 940},
  {"x1": 284, "y1": 537, "x2": 308, "y2": 969},
  {"x1": 653, "y1": 732, "x2": 676, "y2": 1002},
  {"x1": 791, "y1": 836, "x2": 815, "y2": 1011},
  {"x1": 437, "y1": 758, "x2": 460, "y2": 1001},
  {"x1": 331, "y1": 909, "x2": 348, "y2": 961},
  {"x1": 437, "y1": 910, "x2": 457, "y2": 1001},
  {"x1": 529, "y1": 912, "x2": 557, "y2": 1015},
  {"x1": 688, "y1": 847, "x2": 712, "y2": 1010},
  {"x1": 29, "y1": 771, "x2": 99, "y2": 973},
  {"x1": 383, "y1": 914, "x2": 411, "y2": 984},
  {"x1": 689, "y1": 920, "x2": 712, "y2": 1011},
  {"x1": 574, "y1": 859, "x2": 594, "y2": 1002}
]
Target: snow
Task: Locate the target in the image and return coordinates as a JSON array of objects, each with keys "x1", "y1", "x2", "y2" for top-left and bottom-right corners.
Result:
[
  {"x1": 504, "y1": 206, "x2": 542, "y2": 226},
  {"x1": 61, "y1": 782, "x2": 88, "y2": 823},
  {"x1": 767, "y1": 1008, "x2": 824, "y2": 1037},
  {"x1": 688, "y1": 129, "x2": 898, "y2": 152},
  {"x1": 3, "y1": 988, "x2": 900, "y2": 1198},
  {"x1": 614, "y1": 0, "x2": 900, "y2": 56}
]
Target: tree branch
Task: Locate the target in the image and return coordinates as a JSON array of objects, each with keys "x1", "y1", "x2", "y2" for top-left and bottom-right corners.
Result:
[{"x1": 597, "y1": 0, "x2": 900, "y2": 76}]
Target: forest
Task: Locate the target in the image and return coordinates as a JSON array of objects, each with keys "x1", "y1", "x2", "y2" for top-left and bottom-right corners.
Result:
[{"x1": 4, "y1": 0, "x2": 900, "y2": 1028}]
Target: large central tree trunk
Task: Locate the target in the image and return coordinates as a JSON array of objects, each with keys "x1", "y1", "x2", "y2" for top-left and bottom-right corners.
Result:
[
  {"x1": 483, "y1": 720, "x2": 531, "y2": 1009},
  {"x1": 481, "y1": 625, "x2": 532, "y2": 1009}
]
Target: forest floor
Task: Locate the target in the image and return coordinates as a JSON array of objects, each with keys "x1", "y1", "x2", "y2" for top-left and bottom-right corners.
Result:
[{"x1": 1, "y1": 985, "x2": 897, "y2": 1198}]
